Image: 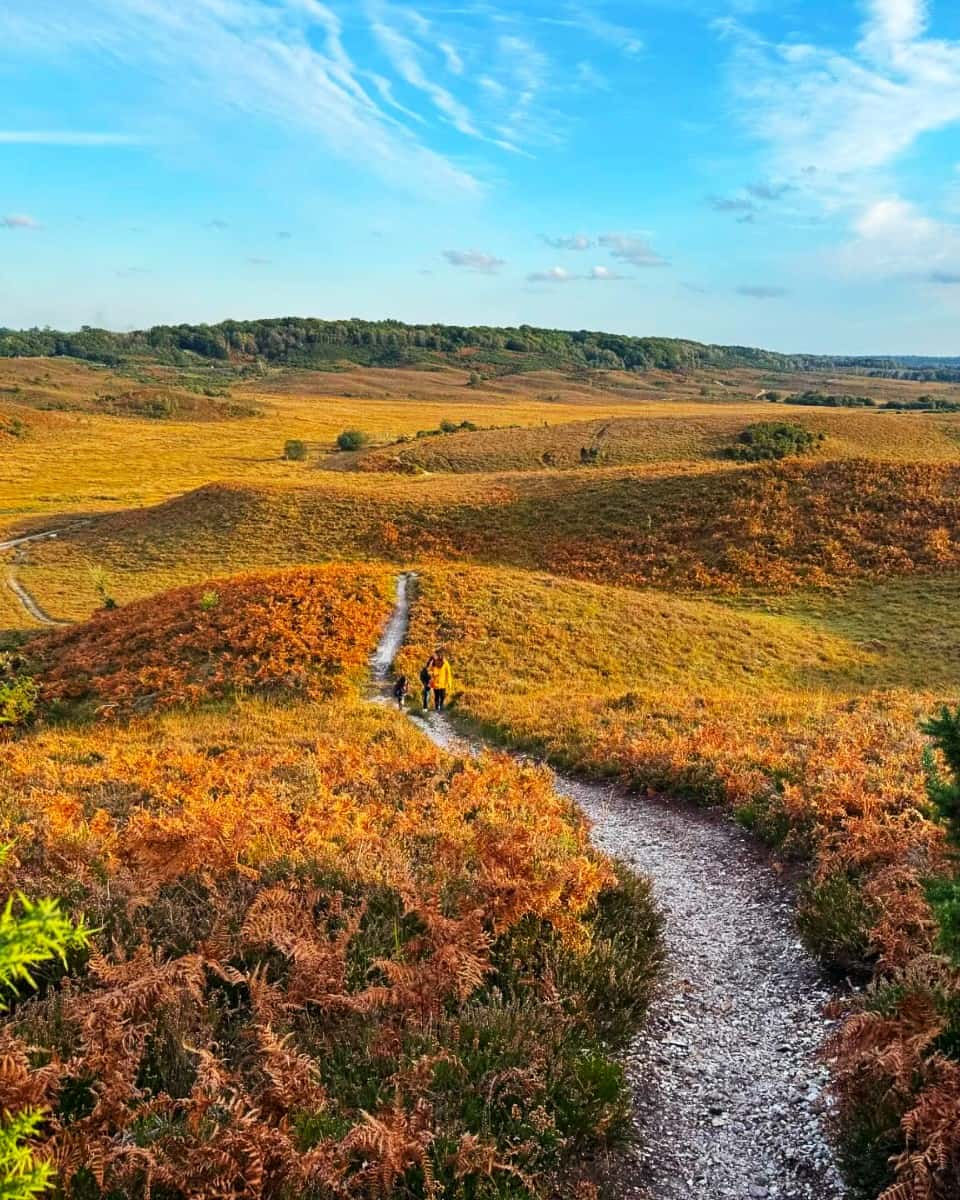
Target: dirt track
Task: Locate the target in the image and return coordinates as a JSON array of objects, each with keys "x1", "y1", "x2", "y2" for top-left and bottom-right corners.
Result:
[{"x1": 371, "y1": 572, "x2": 847, "y2": 1200}]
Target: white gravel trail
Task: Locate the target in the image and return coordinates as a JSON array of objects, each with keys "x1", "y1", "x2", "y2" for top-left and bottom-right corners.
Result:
[
  {"x1": 0, "y1": 522, "x2": 87, "y2": 626},
  {"x1": 371, "y1": 573, "x2": 847, "y2": 1200}
]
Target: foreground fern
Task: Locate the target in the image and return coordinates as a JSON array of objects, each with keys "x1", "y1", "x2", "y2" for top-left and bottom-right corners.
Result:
[{"x1": 0, "y1": 887, "x2": 90, "y2": 1200}]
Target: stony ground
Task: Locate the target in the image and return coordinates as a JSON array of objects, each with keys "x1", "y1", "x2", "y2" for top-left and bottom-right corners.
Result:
[{"x1": 373, "y1": 573, "x2": 848, "y2": 1200}]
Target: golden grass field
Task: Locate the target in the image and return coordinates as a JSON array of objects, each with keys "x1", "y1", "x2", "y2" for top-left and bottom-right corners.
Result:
[{"x1": 4, "y1": 355, "x2": 960, "y2": 528}]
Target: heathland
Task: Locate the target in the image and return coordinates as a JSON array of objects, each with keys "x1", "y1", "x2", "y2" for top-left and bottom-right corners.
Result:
[{"x1": 2, "y1": 325, "x2": 960, "y2": 1200}]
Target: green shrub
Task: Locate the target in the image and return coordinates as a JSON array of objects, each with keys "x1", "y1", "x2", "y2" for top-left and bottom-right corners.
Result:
[
  {"x1": 283, "y1": 438, "x2": 308, "y2": 461},
  {"x1": 199, "y1": 590, "x2": 219, "y2": 612},
  {"x1": 336, "y1": 430, "x2": 370, "y2": 452},
  {"x1": 727, "y1": 421, "x2": 821, "y2": 462},
  {"x1": 796, "y1": 870, "x2": 877, "y2": 974},
  {"x1": 439, "y1": 418, "x2": 459, "y2": 433},
  {"x1": 0, "y1": 659, "x2": 37, "y2": 727}
]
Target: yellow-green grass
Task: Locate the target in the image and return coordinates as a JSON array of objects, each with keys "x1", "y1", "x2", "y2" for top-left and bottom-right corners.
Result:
[
  {"x1": 359, "y1": 409, "x2": 960, "y2": 474},
  {"x1": 727, "y1": 573, "x2": 960, "y2": 692},
  {"x1": 5, "y1": 355, "x2": 960, "y2": 530},
  {"x1": 9, "y1": 456, "x2": 960, "y2": 628}
]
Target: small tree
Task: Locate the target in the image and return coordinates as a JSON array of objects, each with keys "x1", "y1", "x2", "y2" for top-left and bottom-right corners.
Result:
[
  {"x1": 467, "y1": 372, "x2": 482, "y2": 387},
  {"x1": 283, "y1": 439, "x2": 308, "y2": 461},
  {"x1": 439, "y1": 419, "x2": 458, "y2": 433},
  {"x1": 86, "y1": 563, "x2": 117, "y2": 610},
  {"x1": 336, "y1": 430, "x2": 369, "y2": 452}
]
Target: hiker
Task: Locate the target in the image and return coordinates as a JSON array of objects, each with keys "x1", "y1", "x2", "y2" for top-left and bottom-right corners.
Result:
[
  {"x1": 419, "y1": 656, "x2": 435, "y2": 711},
  {"x1": 392, "y1": 674, "x2": 409, "y2": 710},
  {"x1": 429, "y1": 650, "x2": 452, "y2": 712}
]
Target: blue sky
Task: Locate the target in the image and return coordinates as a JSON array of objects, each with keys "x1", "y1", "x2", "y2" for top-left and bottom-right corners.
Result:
[{"x1": 2, "y1": 0, "x2": 960, "y2": 353}]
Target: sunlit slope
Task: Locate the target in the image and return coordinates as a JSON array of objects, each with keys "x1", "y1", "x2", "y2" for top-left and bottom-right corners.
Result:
[
  {"x1": 358, "y1": 410, "x2": 960, "y2": 474},
  {"x1": 13, "y1": 458, "x2": 960, "y2": 624}
]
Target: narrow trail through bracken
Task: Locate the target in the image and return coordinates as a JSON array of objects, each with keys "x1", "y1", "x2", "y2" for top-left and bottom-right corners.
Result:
[{"x1": 371, "y1": 572, "x2": 847, "y2": 1200}]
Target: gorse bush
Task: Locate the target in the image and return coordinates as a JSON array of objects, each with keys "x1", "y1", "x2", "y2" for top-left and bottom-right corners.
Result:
[
  {"x1": 336, "y1": 428, "x2": 370, "y2": 451},
  {"x1": 0, "y1": 657, "x2": 37, "y2": 727},
  {"x1": 784, "y1": 391, "x2": 876, "y2": 408},
  {"x1": 727, "y1": 421, "x2": 822, "y2": 461},
  {"x1": 283, "y1": 437, "x2": 308, "y2": 461}
]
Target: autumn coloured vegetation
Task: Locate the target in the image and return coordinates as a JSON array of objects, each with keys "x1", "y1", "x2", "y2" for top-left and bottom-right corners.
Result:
[
  {"x1": 5, "y1": 351, "x2": 960, "y2": 1199},
  {"x1": 0, "y1": 569, "x2": 661, "y2": 1198},
  {"x1": 401, "y1": 565, "x2": 960, "y2": 1197}
]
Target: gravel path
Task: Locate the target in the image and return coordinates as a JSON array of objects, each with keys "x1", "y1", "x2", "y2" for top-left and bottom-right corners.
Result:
[
  {"x1": 371, "y1": 573, "x2": 847, "y2": 1200},
  {"x1": 0, "y1": 523, "x2": 86, "y2": 626}
]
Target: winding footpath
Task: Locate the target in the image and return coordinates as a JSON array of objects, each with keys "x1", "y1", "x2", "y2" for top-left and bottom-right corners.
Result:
[
  {"x1": 371, "y1": 573, "x2": 847, "y2": 1200},
  {"x1": 0, "y1": 524, "x2": 86, "y2": 626}
]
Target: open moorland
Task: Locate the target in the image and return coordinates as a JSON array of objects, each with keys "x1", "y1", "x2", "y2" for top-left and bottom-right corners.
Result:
[{"x1": 3, "y1": 325, "x2": 960, "y2": 1200}]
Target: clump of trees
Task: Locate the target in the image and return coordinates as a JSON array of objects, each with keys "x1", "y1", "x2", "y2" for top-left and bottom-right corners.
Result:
[
  {"x1": 727, "y1": 421, "x2": 823, "y2": 462},
  {"x1": 883, "y1": 396, "x2": 960, "y2": 412},
  {"x1": 780, "y1": 391, "x2": 877, "y2": 408}
]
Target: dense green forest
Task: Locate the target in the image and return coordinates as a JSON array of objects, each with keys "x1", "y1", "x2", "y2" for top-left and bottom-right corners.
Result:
[{"x1": 1, "y1": 317, "x2": 958, "y2": 379}]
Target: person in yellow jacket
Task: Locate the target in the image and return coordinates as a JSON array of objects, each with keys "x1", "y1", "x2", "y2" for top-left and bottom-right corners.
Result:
[{"x1": 428, "y1": 650, "x2": 452, "y2": 712}]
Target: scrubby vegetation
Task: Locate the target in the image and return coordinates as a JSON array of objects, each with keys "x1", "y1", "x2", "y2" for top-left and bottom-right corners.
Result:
[
  {"x1": 0, "y1": 570, "x2": 662, "y2": 1199},
  {"x1": 336, "y1": 429, "x2": 371, "y2": 452},
  {"x1": 727, "y1": 421, "x2": 822, "y2": 461}
]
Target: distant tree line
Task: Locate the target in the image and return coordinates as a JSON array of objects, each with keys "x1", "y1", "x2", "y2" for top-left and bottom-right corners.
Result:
[{"x1": 1, "y1": 317, "x2": 957, "y2": 379}]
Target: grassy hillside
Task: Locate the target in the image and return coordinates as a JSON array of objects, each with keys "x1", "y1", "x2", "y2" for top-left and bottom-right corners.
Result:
[
  {"x1": 400, "y1": 565, "x2": 956, "y2": 1193},
  {"x1": 12, "y1": 458, "x2": 960, "y2": 628},
  {"x1": 357, "y1": 409, "x2": 960, "y2": 474}
]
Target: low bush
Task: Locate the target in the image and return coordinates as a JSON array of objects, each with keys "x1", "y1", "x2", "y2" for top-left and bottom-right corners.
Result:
[
  {"x1": 0, "y1": 658, "x2": 37, "y2": 727},
  {"x1": 727, "y1": 421, "x2": 822, "y2": 461},
  {"x1": 336, "y1": 429, "x2": 370, "y2": 451},
  {"x1": 283, "y1": 438, "x2": 308, "y2": 460}
]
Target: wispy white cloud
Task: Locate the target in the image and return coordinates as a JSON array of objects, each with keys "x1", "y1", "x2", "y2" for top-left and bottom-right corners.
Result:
[
  {"x1": 541, "y1": 233, "x2": 592, "y2": 250},
  {"x1": 527, "y1": 263, "x2": 626, "y2": 282},
  {"x1": 368, "y1": 3, "x2": 481, "y2": 137},
  {"x1": 0, "y1": 0, "x2": 478, "y2": 195},
  {"x1": 0, "y1": 130, "x2": 142, "y2": 145},
  {"x1": 543, "y1": 5, "x2": 644, "y2": 57},
  {"x1": 442, "y1": 248, "x2": 505, "y2": 272},
  {"x1": 721, "y1": 0, "x2": 960, "y2": 186},
  {"x1": 1, "y1": 213, "x2": 42, "y2": 230},
  {"x1": 837, "y1": 195, "x2": 960, "y2": 282},
  {"x1": 527, "y1": 265, "x2": 574, "y2": 283},
  {"x1": 598, "y1": 232, "x2": 669, "y2": 267}
]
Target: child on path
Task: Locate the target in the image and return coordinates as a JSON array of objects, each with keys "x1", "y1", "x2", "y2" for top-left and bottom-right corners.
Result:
[
  {"x1": 392, "y1": 674, "x2": 409, "y2": 710},
  {"x1": 419, "y1": 658, "x2": 434, "y2": 710}
]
